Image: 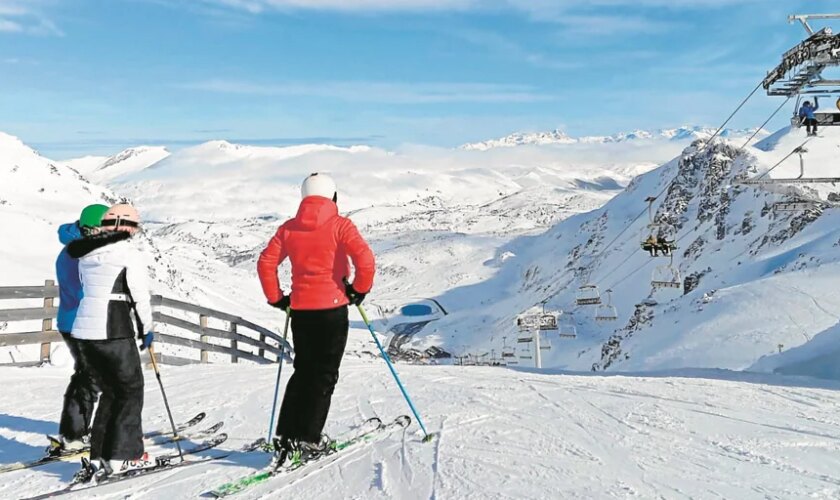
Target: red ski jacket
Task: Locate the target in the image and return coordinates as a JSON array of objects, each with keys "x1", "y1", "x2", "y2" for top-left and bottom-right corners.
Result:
[{"x1": 257, "y1": 196, "x2": 375, "y2": 310}]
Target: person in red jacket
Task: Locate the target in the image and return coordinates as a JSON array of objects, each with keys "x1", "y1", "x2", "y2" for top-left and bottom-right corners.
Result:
[{"x1": 257, "y1": 172, "x2": 375, "y2": 467}]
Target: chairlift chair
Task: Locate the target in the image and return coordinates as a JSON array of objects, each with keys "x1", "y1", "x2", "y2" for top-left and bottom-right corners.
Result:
[
  {"x1": 501, "y1": 346, "x2": 516, "y2": 358},
  {"x1": 594, "y1": 289, "x2": 619, "y2": 322},
  {"x1": 558, "y1": 323, "x2": 577, "y2": 339},
  {"x1": 575, "y1": 284, "x2": 602, "y2": 306},
  {"x1": 539, "y1": 332, "x2": 552, "y2": 350},
  {"x1": 790, "y1": 94, "x2": 840, "y2": 128},
  {"x1": 651, "y1": 255, "x2": 682, "y2": 289},
  {"x1": 773, "y1": 199, "x2": 821, "y2": 212}
]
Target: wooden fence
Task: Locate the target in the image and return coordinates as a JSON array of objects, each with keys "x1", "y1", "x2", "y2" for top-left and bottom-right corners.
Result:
[{"x1": 0, "y1": 281, "x2": 291, "y2": 367}]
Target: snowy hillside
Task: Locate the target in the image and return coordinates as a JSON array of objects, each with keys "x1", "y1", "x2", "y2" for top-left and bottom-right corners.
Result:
[
  {"x1": 3, "y1": 330, "x2": 840, "y2": 499},
  {"x1": 462, "y1": 126, "x2": 768, "y2": 151},
  {"x1": 86, "y1": 146, "x2": 169, "y2": 183},
  {"x1": 0, "y1": 132, "x2": 115, "y2": 284},
  {"x1": 413, "y1": 126, "x2": 840, "y2": 376},
  {"x1": 98, "y1": 138, "x2": 689, "y2": 335}
]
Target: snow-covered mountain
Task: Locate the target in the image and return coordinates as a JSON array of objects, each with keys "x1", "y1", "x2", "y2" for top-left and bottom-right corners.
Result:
[
  {"x1": 6, "y1": 125, "x2": 839, "y2": 379},
  {"x1": 0, "y1": 132, "x2": 116, "y2": 284},
  {"x1": 414, "y1": 126, "x2": 840, "y2": 378},
  {"x1": 65, "y1": 146, "x2": 170, "y2": 183},
  {"x1": 462, "y1": 126, "x2": 768, "y2": 151}
]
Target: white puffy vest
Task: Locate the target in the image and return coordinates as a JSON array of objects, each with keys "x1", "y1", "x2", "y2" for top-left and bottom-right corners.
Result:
[{"x1": 71, "y1": 239, "x2": 153, "y2": 341}]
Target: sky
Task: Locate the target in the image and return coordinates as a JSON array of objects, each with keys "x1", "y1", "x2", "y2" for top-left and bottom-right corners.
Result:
[{"x1": 1, "y1": 0, "x2": 838, "y2": 159}]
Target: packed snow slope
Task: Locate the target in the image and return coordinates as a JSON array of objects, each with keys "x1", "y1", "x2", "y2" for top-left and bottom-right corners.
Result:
[
  {"x1": 3, "y1": 332, "x2": 840, "y2": 500},
  {"x1": 415, "y1": 126, "x2": 840, "y2": 375}
]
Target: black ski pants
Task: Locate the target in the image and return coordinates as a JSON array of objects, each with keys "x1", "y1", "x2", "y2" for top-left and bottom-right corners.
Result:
[
  {"x1": 76, "y1": 337, "x2": 144, "y2": 461},
  {"x1": 805, "y1": 118, "x2": 818, "y2": 135},
  {"x1": 58, "y1": 333, "x2": 100, "y2": 441},
  {"x1": 276, "y1": 306, "x2": 349, "y2": 443}
]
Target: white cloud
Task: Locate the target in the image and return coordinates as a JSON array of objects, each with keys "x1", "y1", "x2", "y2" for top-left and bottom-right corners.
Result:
[
  {"x1": 0, "y1": 0, "x2": 62, "y2": 36},
  {"x1": 180, "y1": 79, "x2": 553, "y2": 103},
  {"x1": 188, "y1": 0, "x2": 763, "y2": 14},
  {"x1": 0, "y1": 18, "x2": 21, "y2": 32}
]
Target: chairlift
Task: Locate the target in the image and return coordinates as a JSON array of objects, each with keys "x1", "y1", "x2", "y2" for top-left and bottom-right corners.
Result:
[
  {"x1": 594, "y1": 289, "x2": 619, "y2": 322},
  {"x1": 737, "y1": 143, "x2": 840, "y2": 185},
  {"x1": 790, "y1": 93, "x2": 840, "y2": 128},
  {"x1": 558, "y1": 323, "x2": 577, "y2": 339},
  {"x1": 516, "y1": 334, "x2": 533, "y2": 344},
  {"x1": 640, "y1": 196, "x2": 677, "y2": 257},
  {"x1": 773, "y1": 199, "x2": 822, "y2": 212},
  {"x1": 539, "y1": 332, "x2": 552, "y2": 350},
  {"x1": 501, "y1": 337, "x2": 516, "y2": 358},
  {"x1": 575, "y1": 284, "x2": 601, "y2": 306},
  {"x1": 651, "y1": 255, "x2": 682, "y2": 290}
]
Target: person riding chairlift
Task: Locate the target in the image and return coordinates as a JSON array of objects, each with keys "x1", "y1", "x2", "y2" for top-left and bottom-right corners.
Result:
[
  {"x1": 799, "y1": 98, "x2": 819, "y2": 137},
  {"x1": 641, "y1": 234, "x2": 674, "y2": 257}
]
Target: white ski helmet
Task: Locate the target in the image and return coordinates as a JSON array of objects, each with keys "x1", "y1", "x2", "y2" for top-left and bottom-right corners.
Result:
[{"x1": 301, "y1": 173, "x2": 337, "y2": 201}]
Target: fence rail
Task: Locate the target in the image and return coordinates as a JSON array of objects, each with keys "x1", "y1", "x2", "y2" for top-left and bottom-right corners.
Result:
[{"x1": 0, "y1": 281, "x2": 291, "y2": 367}]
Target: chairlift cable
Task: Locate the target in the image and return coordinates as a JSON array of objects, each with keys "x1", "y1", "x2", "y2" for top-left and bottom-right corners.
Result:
[
  {"x1": 737, "y1": 97, "x2": 791, "y2": 150},
  {"x1": 699, "y1": 80, "x2": 764, "y2": 152},
  {"x1": 585, "y1": 78, "x2": 766, "y2": 279},
  {"x1": 593, "y1": 96, "x2": 799, "y2": 291}
]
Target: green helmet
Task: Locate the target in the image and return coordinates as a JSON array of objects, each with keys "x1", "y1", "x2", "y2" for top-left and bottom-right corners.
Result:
[{"x1": 78, "y1": 204, "x2": 110, "y2": 229}]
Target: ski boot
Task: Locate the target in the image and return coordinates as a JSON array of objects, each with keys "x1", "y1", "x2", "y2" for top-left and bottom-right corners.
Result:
[
  {"x1": 95, "y1": 452, "x2": 155, "y2": 481},
  {"x1": 271, "y1": 434, "x2": 334, "y2": 470},
  {"x1": 46, "y1": 434, "x2": 89, "y2": 457},
  {"x1": 72, "y1": 457, "x2": 98, "y2": 484}
]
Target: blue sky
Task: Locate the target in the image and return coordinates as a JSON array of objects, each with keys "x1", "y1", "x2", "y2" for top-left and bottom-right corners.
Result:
[{"x1": 1, "y1": 0, "x2": 837, "y2": 158}]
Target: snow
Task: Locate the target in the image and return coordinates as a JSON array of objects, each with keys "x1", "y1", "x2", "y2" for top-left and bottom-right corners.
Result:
[
  {"x1": 462, "y1": 125, "x2": 769, "y2": 151},
  {"x1": 3, "y1": 330, "x2": 840, "y2": 499},
  {"x1": 5, "y1": 125, "x2": 840, "y2": 497},
  {"x1": 85, "y1": 146, "x2": 170, "y2": 183}
]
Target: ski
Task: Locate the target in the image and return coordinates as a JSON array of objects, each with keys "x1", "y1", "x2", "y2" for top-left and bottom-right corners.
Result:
[
  {"x1": 206, "y1": 416, "x2": 410, "y2": 498},
  {"x1": 1, "y1": 412, "x2": 213, "y2": 475},
  {"x1": 21, "y1": 433, "x2": 230, "y2": 500}
]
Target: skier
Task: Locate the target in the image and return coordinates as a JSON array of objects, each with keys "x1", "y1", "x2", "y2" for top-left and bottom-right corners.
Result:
[
  {"x1": 51, "y1": 204, "x2": 110, "y2": 455},
  {"x1": 641, "y1": 234, "x2": 659, "y2": 257},
  {"x1": 257, "y1": 172, "x2": 375, "y2": 468},
  {"x1": 799, "y1": 98, "x2": 819, "y2": 136},
  {"x1": 656, "y1": 234, "x2": 674, "y2": 256},
  {"x1": 67, "y1": 203, "x2": 155, "y2": 479}
]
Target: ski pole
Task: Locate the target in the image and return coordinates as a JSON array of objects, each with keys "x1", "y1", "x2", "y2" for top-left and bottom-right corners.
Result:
[
  {"x1": 357, "y1": 304, "x2": 434, "y2": 442},
  {"x1": 267, "y1": 308, "x2": 291, "y2": 443},
  {"x1": 147, "y1": 344, "x2": 185, "y2": 461}
]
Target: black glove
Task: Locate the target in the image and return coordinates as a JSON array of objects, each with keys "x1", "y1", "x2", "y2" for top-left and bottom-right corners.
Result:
[
  {"x1": 270, "y1": 295, "x2": 291, "y2": 311},
  {"x1": 344, "y1": 282, "x2": 367, "y2": 306}
]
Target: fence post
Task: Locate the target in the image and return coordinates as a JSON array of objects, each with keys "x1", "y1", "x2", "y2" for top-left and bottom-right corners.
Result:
[
  {"x1": 230, "y1": 322, "x2": 238, "y2": 364},
  {"x1": 258, "y1": 333, "x2": 266, "y2": 359},
  {"x1": 199, "y1": 314, "x2": 209, "y2": 363},
  {"x1": 40, "y1": 279, "x2": 55, "y2": 363}
]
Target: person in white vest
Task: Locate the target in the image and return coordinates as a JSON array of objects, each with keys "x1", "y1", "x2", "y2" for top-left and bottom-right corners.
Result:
[{"x1": 67, "y1": 203, "x2": 155, "y2": 479}]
